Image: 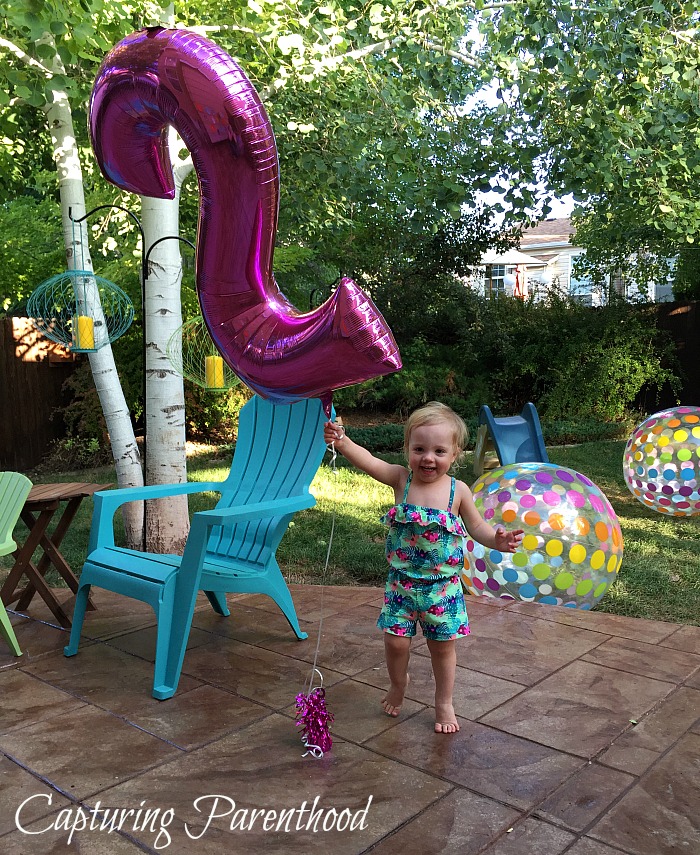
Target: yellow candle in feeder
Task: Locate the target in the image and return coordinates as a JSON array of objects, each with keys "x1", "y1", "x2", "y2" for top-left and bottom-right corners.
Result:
[
  {"x1": 205, "y1": 355, "x2": 225, "y2": 389},
  {"x1": 75, "y1": 315, "x2": 95, "y2": 350}
]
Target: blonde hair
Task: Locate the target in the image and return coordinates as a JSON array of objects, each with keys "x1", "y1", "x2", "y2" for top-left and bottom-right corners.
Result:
[{"x1": 404, "y1": 401, "x2": 468, "y2": 459}]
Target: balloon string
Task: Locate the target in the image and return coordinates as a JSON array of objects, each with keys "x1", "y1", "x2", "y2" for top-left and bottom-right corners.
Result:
[
  {"x1": 295, "y1": 438, "x2": 339, "y2": 759},
  {"x1": 303, "y1": 440, "x2": 338, "y2": 699}
]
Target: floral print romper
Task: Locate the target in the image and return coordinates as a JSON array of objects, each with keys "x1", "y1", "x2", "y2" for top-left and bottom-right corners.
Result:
[{"x1": 377, "y1": 473, "x2": 470, "y2": 641}]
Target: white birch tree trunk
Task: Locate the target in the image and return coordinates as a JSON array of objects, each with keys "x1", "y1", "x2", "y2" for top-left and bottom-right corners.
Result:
[
  {"x1": 41, "y1": 43, "x2": 144, "y2": 549},
  {"x1": 140, "y1": 130, "x2": 193, "y2": 553}
]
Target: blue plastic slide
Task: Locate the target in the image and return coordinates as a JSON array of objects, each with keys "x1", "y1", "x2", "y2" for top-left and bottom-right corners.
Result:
[{"x1": 478, "y1": 402, "x2": 549, "y2": 468}]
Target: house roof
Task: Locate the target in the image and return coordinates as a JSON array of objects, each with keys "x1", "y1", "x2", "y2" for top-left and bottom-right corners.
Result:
[
  {"x1": 480, "y1": 249, "x2": 548, "y2": 266},
  {"x1": 519, "y1": 217, "x2": 575, "y2": 249}
]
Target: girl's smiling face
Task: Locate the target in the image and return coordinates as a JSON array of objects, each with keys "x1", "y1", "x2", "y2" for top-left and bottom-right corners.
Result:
[{"x1": 407, "y1": 421, "x2": 458, "y2": 483}]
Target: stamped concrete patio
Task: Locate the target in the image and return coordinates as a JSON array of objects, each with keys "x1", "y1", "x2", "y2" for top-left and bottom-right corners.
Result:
[{"x1": 1, "y1": 584, "x2": 699, "y2": 854}]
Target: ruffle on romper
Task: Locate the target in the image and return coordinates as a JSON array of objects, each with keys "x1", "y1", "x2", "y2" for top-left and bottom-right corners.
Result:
[{"x1": 381, "y1": 503, "x2": 468, "y2": 538}]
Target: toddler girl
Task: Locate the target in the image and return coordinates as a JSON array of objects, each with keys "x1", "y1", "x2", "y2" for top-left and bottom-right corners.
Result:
[{"x1": 324, "y1": 402, "x2": 523, "y2": 734}]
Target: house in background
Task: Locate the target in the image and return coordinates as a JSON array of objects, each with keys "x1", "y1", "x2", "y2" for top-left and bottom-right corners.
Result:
[
  {"x1": 475, "y1": 217, "x2": 675, "y2": 304},
  {"x1": 479, "y1": 248, "x2": 548, "y2": 299},
  {"x1": 518, "y1": 217, "x2": 596, "y2": 303}
]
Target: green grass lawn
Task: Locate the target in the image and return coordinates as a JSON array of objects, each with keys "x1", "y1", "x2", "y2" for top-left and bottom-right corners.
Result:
[{"x1": 3, "y1": 440, "x2": 698, "y2": 626}]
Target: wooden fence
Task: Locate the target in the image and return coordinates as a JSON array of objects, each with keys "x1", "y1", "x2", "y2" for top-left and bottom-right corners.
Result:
[
  {"x1": 0, "y1": 317, "x2": 80, "y2": 471},
  {"x1": 645, "y1": 301, "x2": 700, "y2": 410}
]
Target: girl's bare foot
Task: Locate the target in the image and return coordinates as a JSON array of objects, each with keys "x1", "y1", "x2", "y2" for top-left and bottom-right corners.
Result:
[
  {"x1": 381, "y1": 674, "x2": 409, "y2": 717},
  {"x1": 434, "y1": 702, "x2": 460, "y2": 733}
]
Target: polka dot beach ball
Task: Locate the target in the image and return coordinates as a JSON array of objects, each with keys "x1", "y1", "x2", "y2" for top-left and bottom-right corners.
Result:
[
  {"x1": 463, "y1": 463, "x2": 623, "y2": 609},
  {"x1": 623, "y1": 406, "x2": 700, "y2": 517}
]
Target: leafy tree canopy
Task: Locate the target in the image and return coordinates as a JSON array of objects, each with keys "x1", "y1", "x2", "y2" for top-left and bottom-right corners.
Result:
[
  {"x1": 479, "y1": 0, "x2": 700, "y2": 286},
  {"x1": 3, "y1": 1, "x2": 700, "y2": 302}
]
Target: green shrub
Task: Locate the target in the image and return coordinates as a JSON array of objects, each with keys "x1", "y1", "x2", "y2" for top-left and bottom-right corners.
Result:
[
  {"x1": 336, "y1": 289, "x2": 681, "y2": 426},
  {"x1": 40, "y1": 436, "x2": 113, "y2": 472},
  {"x1": 540, "y1": 418, "x2": 635, "y2": 445},
  {"x1": 345, "y1": 424, "x2": 405, "y2": 453},
  {"x1": 184, "y1": 383, "x2": 253, "y2": 443},
  {"x1": 342, "y1": 415, "x2": 631, "y2": 454},
  {"x1": 59, "y1": 361, "x2": 110, "y2": 443}
]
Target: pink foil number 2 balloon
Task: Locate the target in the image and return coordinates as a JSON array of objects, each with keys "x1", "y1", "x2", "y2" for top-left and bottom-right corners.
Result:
[{"x1": 89, "y1": 28, "x2": 401, "y2": 410}]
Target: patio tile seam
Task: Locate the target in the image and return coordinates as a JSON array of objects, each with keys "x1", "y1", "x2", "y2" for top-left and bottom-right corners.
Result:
[
  {"x1": 560, "y1": 836, "x2": 633, "y2": 855},
  {"x1": 49, "y1": 748, "x2": 209, "y2": 805},
  {"x1": 173, "y1": 657, "x2": 353, "y2": 709},
  {"x1": 475, "y1": 810, "x2": 591, "y2": 855},
  {"x1": 4, "y1": 700, "x2": 194, "y2": 766},
  {"x1": 462, "y1": 713, "x2": 604, "y2": 765},
  {"x1": 355, "y1": 725, "x2": 591, "y2": 813},
  {"x1": 15, "y1": 646, "x2": 207, "y2": 708},
  {"x1": 0, "y1": 700, "x2": 89, "y2": 740},
  {"x1": 182, "y1": 633, "x2": 387, "y2": 679},
  {"x1": 593, "y1": 696, "x2": 700, "y2": 777},
  {"x1": 355, "y1": 785, "x2": 463, "y2": 854},
  {"x1": 0, "y1": 758, "x2": 157, "y2": 855},
  {"x1": 79, "y1": 620, "x2": 160, "y2": 643},
  {"x1": 1, "y1": 748, "x2": 92, "y2": 809},
  {"x1": 599, "y1": 678, "x2": 700, "y2": 748},
  {"x1": 531, "y1": 706, "x2": 700, "y2": 847},
  {"x1": 2, "y1": 670, "x2": 219, "y2": 759},
  {"x1": 579, "y1": 645, "x2": 700, "y2": 682},
  {"x1": 370, "y1": 759, "x2": 596, "y2": 854},
  {"x1": 582, "y1": 735, "x2": 700, "y2": 855},
  {"x1": 474, "y1": 694, "x2": 679, "y2": 764},
  {"x1": 533, "y1": 760, "x2": 643, "y2": 836},
  {"x1": 577, "y1": 658, "x2": 700, "y2": 687},
  {"x1": 7, "y1": 608, "x2": 75, "y2": 633},
  {"x1": 495, "y1": 603, "x2": 683, "y2": 643},
  {"x1": 557, "y1": 788, "x2": 647, "y2": 853},
  {"x1": 355, "y1": 783, "x2": 588, "y2": 855},
  {"x1": 656, "y1": 625, "x2": 700, "y2": 651},
  {"x1": 467, "y1": 651, "x2": 619, "y2": 717},
  {"x1": 14, "y1": 636, "x2": 100, "y2": 664},
  {"x1": 55, "y1": 679, "x2": 283, "y2": 751}
]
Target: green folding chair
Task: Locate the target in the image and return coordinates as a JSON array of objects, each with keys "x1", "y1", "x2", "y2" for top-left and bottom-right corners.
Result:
[{"x1": 0, "y1": 472, "x2": 33, "y2": 656}]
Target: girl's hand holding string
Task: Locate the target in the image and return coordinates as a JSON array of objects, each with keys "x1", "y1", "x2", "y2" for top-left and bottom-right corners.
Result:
[{"x1": 324, "y1": 420, "x2": 346, "y2": 448}]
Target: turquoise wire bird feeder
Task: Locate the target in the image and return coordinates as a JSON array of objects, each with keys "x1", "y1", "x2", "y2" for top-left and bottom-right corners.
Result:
[
  {"x1": 166, "y1": 315, "x2": 240, "y2": 392},
  {"x1": 27, "y1": 270, "x2": 134, "y2": 353},
  {"x1": 27, "y1": 215, "x2": 134, "y2": 353}
]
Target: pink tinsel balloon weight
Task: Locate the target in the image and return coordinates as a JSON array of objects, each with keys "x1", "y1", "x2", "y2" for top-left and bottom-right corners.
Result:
[{"x1": 89, "y1": 28, "x2": 401, "y2": 407}]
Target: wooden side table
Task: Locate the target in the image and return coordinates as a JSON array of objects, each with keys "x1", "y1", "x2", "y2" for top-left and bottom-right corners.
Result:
[{"x1": 0, "y1": 482, "x2": 110, "y2": 628}]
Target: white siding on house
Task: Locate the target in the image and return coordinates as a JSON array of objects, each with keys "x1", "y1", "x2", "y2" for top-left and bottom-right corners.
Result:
[{"x1": 515, "y1": 217, "x2": 677, "y2": 305}]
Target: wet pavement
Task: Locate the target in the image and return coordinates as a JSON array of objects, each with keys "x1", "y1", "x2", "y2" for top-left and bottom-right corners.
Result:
[{"x1": 1, "y1": 585, "x2": 698, "y2": 854}]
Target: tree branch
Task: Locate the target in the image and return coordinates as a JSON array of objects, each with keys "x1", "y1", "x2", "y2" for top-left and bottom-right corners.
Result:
[
  {"x1": 422, "y1": 38, "x2": 478, "y2": 67},
  {"x1": 0, "y1": 36, "x2": 53, "y2": 77},
  {"x1": 258, "y1": 33, "x2": 484, "y2": 100}
]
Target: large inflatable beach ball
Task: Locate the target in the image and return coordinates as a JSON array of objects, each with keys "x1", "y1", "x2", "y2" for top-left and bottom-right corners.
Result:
[
  {"x1": 623, "y1": 407, "x2": 700, "y2": 517},
  {"x1": 462, "y1": 463, "x2": 623, "y2": 609}
]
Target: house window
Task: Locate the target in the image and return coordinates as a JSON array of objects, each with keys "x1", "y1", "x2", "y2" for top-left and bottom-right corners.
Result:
[
  {"x1": 570, "y1": 253, "x2": 598, "y2": 305},
  {"x1": 484, "y1": 264, "x2": 506, "y2": 297}
]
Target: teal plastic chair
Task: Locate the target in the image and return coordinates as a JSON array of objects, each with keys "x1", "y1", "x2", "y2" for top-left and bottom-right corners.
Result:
[
  {"x1": 0, "y1": 472, "x2": 33, "y2": 656},
  {"x1": 65, "y1": 396, "x2": 328, "y2": 699}
]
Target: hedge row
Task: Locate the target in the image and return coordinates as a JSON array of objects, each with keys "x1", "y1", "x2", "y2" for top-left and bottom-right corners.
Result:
[{"x1": 345, "y1": 416, "x2": 634, "y2": 455}]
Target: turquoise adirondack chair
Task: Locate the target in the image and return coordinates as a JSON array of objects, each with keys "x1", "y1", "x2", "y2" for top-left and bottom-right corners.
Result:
[
  {"x1": 0, "y1": 471, "x2": 33, "y2": 656},
  {"x1": 64, "y1": 396, "x2": 329, "y2": 699}
]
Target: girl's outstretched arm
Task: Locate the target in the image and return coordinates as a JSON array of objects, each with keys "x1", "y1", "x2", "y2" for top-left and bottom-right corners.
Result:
[
  {"x1": 324, "y1": 421, "x2": 406, "y2": 492},
  {"x1": 453, "y1": 481, "x2": 523, "y2": 552}
]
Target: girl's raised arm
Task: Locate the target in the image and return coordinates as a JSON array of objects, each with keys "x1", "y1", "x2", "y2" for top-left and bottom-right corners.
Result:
[{"x1": 324, "y1": 421, "x2": 406, "y2": 491}]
